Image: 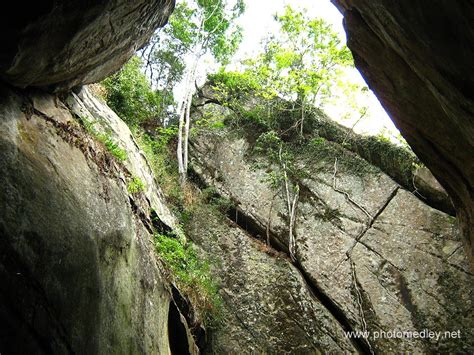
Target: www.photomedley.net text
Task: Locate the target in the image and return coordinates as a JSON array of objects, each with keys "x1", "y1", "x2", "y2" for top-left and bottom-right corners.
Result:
[{"x1": 344, "y1": 329, "x2": 462, "y2": 342}]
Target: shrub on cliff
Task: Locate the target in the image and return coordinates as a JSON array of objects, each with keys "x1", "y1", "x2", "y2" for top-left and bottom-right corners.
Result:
[{"x1": 102, "y1": 56, "x2": 167, "y2": 127}]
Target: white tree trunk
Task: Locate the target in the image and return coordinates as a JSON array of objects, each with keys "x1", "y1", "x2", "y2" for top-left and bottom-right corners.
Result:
[
  {"x1": 300, "y1": 99, "x2": 305, "y2": 136},
  {"x1": 176, "y1": 56, "x2": 197, "y2": 185},
  {"x1": 289, "y1": 186, "x2": 299, "y2": 261},
  {"x1": 177, "y1": 95, "x2": 187, "y2": 184},
  {"x1": 183, "y1": 90, "x2": 193, "y2": 173},
  {"x1": 279, "y1": 144, "x2": 299, "y2": 261}
]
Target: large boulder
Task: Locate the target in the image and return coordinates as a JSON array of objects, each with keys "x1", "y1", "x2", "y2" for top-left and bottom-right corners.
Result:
[
  {"x1": 0, "y1": 85, "x2": 195, "y2": 353},
  {"x1": 330, "y1": 0, "x2": 474, "y2": 268},
  {"x1": 0, "y1": 0, "x2": 174, "y2": 91},
  {"x1": 186, "y1": 207, "x2": 358, "y2": 354},
  {"x1": 189, "y1": 107, "x2": 474, "y2": 353}
]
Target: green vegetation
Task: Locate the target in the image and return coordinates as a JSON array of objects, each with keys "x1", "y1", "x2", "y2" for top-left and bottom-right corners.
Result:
[
  {"x1": 209, "y1": 69, "x2": 262, "y2": 99},
  {"x1": 194, "y1": 109, "x2": 228, "y2": 131},
  {"x1": 134, "y1": 127, "x2": 183, "y2": 206},
  {"x1": 201, "y1": 187, "x2": 234, "y2": 214},
  {"x1": 208, "y1": 5, "x2": 359, "y2": 137},
  {"x1": 169, "y1": 0, "x2": 245, "y2": 182},
  {"x1": 310, "y1": 137, "x2": 326, "y2": 146},
  {"x1": 127, "y1": 176, "x2": 145, "y2": 194},
  {"x1": 254, "y1": 130, "x2": 302, "y2": 260},
  {"x1": 102, "y1": 56, "x2": 166, "y2": 127},
  {"x1": 154, "y1": 233, "x2": 222, "y2": 326},
  {"x1": 94, "y1": 0, "x2": 421, "y2": 333},
  {"x1": 134, "y1": 126, "x2": 226, "y2": 326},
  {"x1": 143, "y1": 0, "x2": 245, "y2": 89},
  {"x1": 98, "y1": 133, "x2": 128, "y2": 161},
  {"x1": 77, "y1": 115, "x2": 127, "y2": 161}
]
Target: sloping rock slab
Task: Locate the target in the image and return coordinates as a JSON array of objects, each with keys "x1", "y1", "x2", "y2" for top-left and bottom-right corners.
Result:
[
  {"x1": 0, "y1": 0, "x2": 174, "y2": 91},
  {"x1": 190, "y1": 126, "x2": 474, "y2": 353},
  {"x1": 331, "y1": 0, "x2": 474, "y2": 268},
  {"x1": 0, "y1": 85, "x2": 181, "y2": 353},
  {"x1": 186, "y1": 207, "x2": 357, "y2": 354}
]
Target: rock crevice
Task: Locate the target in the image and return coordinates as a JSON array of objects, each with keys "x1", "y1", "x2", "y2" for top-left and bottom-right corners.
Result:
[
  {"x1": 189, "y1": 120, "x2": 474, "y2": 353},
  {"x1": 0, "y1": 85, "x2": 195, "y2": 353},
  {"x1": 330, "y1": 0, "x2": 474, "y2": 267}
]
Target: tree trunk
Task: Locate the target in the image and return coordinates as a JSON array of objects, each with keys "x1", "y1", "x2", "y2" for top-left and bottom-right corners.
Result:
[
  {"x1": 183, "y1": 91, "x2": 193, "y2": 173},
  {"x1": 177, "y1": 95, "x2": 187, "y2": 184},
  {"x1": 300, "y1": 98, "x2": 305, "y2": 137}
]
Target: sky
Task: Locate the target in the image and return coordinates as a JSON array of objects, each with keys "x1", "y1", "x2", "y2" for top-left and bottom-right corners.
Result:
[
  {"x1": 230, "y1": 0, "x2": 400, "y2": 139},
  {"x1": 183, "y1": 0, "x2": 401, "y2": 140}
]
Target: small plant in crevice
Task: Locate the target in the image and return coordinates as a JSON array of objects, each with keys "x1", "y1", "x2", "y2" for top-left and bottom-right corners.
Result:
[
  {"x1": 98, "y1": 133, "x2": 128, "y2": 161},
  {"x1": 201, "y1": 186, "x2": 234, "y2": 215},
  {"x1": 135, "y1": 127, "x2": 180, "y2": 197},
  {"x1": 154, "y1": 233, "x2": 222, "y2": 327},
  {"x1": 76, "y1": 114, "x2": 128, "y2": 161},
  {"x1": 321, "y1": 206, "x2": 343, "y2": 229},
  {"x1": 127, "y1": 176, "x2": 145, "y2": 194},
  {"x1": 255, "y1": 131, "x2": 301, "y2": 261},
  {"x1": 310, "y1": 136, "x2": 326, "y2": 147}
]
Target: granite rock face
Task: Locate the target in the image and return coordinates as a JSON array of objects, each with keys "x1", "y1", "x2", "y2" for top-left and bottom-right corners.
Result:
[
  {"x1": 0, "y1": 85, "x2": 195, "y2": 354},
  {"x1": 0, "y1": 0, "x2": 175, "y2": 91},
  {"x1": 189, "y1": 105, "x2": 474, "y2": 353},
  {"x1": 330, "y1": 0, "x2": 474, "y2": 268},
  {"x1": 186, "y1": 208, "x2": 357, "y2": 354}
]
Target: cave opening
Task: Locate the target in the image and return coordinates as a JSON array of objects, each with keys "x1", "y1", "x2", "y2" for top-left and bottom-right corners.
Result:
[{"x1": 167, "y1": 301, "x2": 191, "y2": 355}]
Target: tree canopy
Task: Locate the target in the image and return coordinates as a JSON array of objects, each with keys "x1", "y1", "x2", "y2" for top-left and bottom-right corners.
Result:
[
  {"x1": 212, "y1": 5, "x2": 356, "y2": 136},
  {"x1": 102, "y1": 56, "x2": 164, "y2": 127},
  {"x1": 101, "y1": 2, "x2": 370, "y2": 180},
  {"x1": 257, "y1": 6, "x2": 352, "y2": 104}
]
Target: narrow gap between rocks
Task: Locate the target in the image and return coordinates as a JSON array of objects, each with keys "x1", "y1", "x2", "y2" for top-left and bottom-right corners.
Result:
[
  {"x1": 171, "y1": 286, "x2": 207, "y2": 353},
  {"x1": 212, "y1": 189, "x2": 374, "y2": 354},
  {"x1": 168, "y1": 300, "x2": 191, "y2": 355},
  {"x1": 188, "y1": 166, "x2": 378, "y2": 352}
]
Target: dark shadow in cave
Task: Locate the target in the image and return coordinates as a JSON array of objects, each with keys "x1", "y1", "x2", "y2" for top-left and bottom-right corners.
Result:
[{"x1": 168, "y1": 301, "x2": 191, "y2": 355}]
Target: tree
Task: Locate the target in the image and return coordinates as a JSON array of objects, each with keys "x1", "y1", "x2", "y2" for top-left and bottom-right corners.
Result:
[
  {"x1": 204, "y1": 7, "x2": 361, "y2": 259},
  {"x1": 241, "y1": 5, "x2": 353, "y2": 135},
  {"x1": 255, "y1": 131, "x2": 300, "y2": 261},
  {"x1": 141, "y1": 0, "x2": 245, "y2": 184},
  {"x1": 102, "y1": 56, "x2": 165, "y2": 127},
  {"x1": 141, "y1": 2, "x2": 194, "y2": 94},
  {"x1": 176, "y1": 0, "x2": 245, "y2": 184}
]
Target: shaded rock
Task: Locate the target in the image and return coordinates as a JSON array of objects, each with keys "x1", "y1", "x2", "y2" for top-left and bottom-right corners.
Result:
[
  {"x1": 352, "y1": 189, "x2": 474, "y2": 353},
  {"x1": 0, "y1": 0, "x2": 175, "y2": 91},
  {"x1": 0, "y1": 85, "x2": 193, "y2": 353},
  {"x1": 189, "y1": 120, "x2": 474, "y2": 353},
  {"x1": 186, "y1": 207, "x2": 357, "y2": 354},
  {"x1": 414, "y1": 166, "x2": 454, "y2": 215},
  {"x1": 66, "y1": 86, "x2": 177, "y2": 229},
  {"x1": 330, "y1": 0, "x2": 474, "y2": 268}
]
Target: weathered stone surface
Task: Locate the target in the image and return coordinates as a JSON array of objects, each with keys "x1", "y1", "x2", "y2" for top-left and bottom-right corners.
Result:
[
  {"x1": 0, "y1": 85, "x2": 192, "y2": 353},
  {"x1": 190, "y1": 119, "x2": 474, "y2": 353},
  {"x1": 67, "y1": 86, "x2": 177, "y2": 229},
  {"x1": 186, "y1": 207, "x2": 357, "y2": 354},
  {"x1": 196, "y1": 85, "x2": 455, "y2": 216},
  {"x1": 330, "y1": 0, "x2": 474, "y2": 268},
  {"x1": 414, "y1": 166, "x2": 454, "y2": 215},
  {"x1": 352, "y1": 189, "x2": 473, "y2": 353},
  {"x1": 0, "y1": 0, "x2": 175, "y2": 91}
]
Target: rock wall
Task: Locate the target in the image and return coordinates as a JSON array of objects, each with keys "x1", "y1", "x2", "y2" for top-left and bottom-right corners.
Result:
[
  {"x1": 189, "y1": 103, "x2": 474, "y2": 353},
  {"x1": 2, "y1": 0, "x2": 473, "y2": 352},
  {"x1": 330, "y1": 0, "x2": 474, "y2": 268},
  {"x1": 0, "y1": 2, "x2": 191, "y2": 352},
  {"x1": 0, "y1": 0, "x2": 175, "y2": 91},
  {"x1": 186, "y1": 207, "x2": 358, "y2": 354},
  {"x1": 0, "y1": 86, "x2": 196, "y2": 354}
]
